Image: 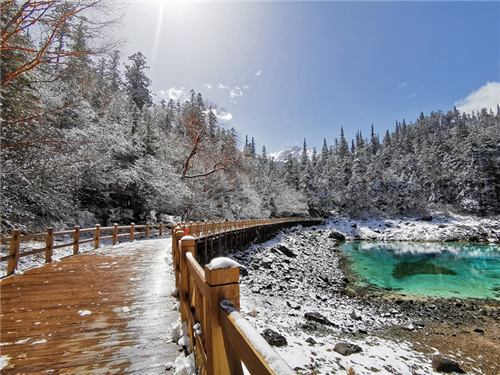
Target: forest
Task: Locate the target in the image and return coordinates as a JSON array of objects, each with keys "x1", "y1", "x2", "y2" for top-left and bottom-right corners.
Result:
[{"x1": 2, "y1": 0, "x2": 500, "y2": 233}]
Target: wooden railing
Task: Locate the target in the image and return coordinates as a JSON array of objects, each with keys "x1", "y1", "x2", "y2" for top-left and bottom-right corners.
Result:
[
  {"x1": 0, "y1": 223, "x2": 171, "y2": 276},
  {"x1": 172, "y1": 218, "x2": 321, "y2": 375},
  {"x1": 1, "y1": 216, "x2": 322, "y2": 373},
  {"x1": 175, "y1": 218, "x2": 321, "y2": 265}
]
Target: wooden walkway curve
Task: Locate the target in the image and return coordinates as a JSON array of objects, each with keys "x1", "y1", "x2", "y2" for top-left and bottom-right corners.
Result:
[{"x1": 1, "y1": 238, "x2": 180, "y2": 374}]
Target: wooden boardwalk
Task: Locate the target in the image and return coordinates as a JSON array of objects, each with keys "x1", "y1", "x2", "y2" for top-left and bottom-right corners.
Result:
[{"x1": 1, "y1": 238, "x2": 180, "y2": 374}]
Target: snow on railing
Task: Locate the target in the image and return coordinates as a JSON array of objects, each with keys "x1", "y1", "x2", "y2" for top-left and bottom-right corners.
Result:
[{"x1": 0, "y1": 223, "x2": 172, "y2": 276}]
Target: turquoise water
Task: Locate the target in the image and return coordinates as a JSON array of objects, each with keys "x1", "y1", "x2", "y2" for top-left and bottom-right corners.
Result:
[{"x1": 339, "y1": 242, "x2": 500, "y2": 300}]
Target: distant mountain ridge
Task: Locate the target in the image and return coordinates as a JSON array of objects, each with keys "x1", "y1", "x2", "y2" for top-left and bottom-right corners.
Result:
[{"x1": 269, "y1": 145, "x2": 315, "y2": 163}]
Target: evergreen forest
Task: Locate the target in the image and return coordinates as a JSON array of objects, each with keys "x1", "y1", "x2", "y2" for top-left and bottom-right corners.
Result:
[{"x1": 2, "y1": 1, "x2": 499, "y2": 233}]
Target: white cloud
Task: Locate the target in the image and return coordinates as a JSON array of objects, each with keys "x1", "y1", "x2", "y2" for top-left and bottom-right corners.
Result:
[
  {"x1": 207, "y1": 108, "x2": 233, "y2": 122},
  {"x1": 230, "y1": 99, "x2": 237, "y2": 104},
  {"x1": 217, "y1": 111, "x2": 233, "y2": 123},
  {"x1": 230, "y1": 87, "x2": 243, "y2": 98},
  {"x1": 243, "y1": 85, "x2": 251, "y2": 90},
  {"x1": 158, "y1": 87, "x2": 186, "y2": 102},
  {"x1": 455, "y1": 82, "x2": 500, "y2": 114},
  {"x1": 204, "y1": 84, "x2": 212, "y2": 90},
  {"x1": 256, "y1": 70, "x2": 262, "y2": 76},
  {"x1": 398, "y1": 82, "x2": 407, "y2": 89},
  {"x1": 218, "y1": 83, "x2": 229, "y2": 89},
  {"x1": 409, "y1": 93, "x2": 416, "y2": 99}
]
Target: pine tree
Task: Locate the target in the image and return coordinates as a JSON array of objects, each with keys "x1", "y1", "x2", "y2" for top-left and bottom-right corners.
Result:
[
  {"x1": 107, "y1": 50, "x2": 123, "y2": 92},
  {"x1": 370, "y1": 124, "x2": 380, "y2": 155},
  {"x1": 125, "y1": 52, "x2": 153, "y2": 110}
]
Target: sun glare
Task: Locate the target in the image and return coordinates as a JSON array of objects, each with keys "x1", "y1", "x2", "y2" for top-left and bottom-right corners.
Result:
[{"x1": 152, "y1": 2, "x2": 164, "y2": 63}]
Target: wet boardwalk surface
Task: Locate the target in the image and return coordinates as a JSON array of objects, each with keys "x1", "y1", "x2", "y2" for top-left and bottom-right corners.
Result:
[{"x1": 1, "y1": 239, "x2": 180, "y2": 374}]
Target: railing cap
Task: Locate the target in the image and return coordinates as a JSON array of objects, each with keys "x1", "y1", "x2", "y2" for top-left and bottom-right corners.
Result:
[{"x1": 206, "y1": 257, "x2": 240, "y2": 271}]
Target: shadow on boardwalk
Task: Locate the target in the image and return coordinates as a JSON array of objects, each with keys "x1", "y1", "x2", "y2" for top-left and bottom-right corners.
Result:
[{"x1": 1, "y1": 238, "x2": 180, "y2": 374}]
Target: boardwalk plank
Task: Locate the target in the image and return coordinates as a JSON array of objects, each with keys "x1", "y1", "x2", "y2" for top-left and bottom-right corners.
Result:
[{"x1": 1, "y1": 239, "x2": 180, "y2": 374}]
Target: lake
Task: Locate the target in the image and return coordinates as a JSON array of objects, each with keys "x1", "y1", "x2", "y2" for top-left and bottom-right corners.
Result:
[{"x1": 339, "y1": 241, "x2": 500, "y2": 300}]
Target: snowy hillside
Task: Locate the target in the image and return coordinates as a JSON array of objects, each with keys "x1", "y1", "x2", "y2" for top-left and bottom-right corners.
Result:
[{"x1": 269, "y1": 145, "x2": 315, "y2": 163}]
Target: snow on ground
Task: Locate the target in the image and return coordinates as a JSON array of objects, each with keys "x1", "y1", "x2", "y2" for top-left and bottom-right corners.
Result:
[
  {"x1": 327, "y1": 213, "x2": 500, "y2": 244},
  {"x1": 230, "y1": 227, "x2": 434, "y2": 374},
  {"x1": 228, "y1": 215, "x2": 499, "y2": 375}
]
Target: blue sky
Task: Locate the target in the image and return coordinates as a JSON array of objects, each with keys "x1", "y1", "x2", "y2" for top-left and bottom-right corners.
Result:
[{"x1": 124, "y1": 1, "x2": 500, "y2": 153}]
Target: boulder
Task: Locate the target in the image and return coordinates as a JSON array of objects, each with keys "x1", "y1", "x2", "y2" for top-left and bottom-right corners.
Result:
[
  {"x1": 420, "y1": 216, "x2": 433, "y2": 221},
  {"x1": 239, "y1": 266, "x2": 249, "y2": 277},
  {"x1": 304, "y1": 312, "x2": 336, "y2": 326},
  {"x1": 261, "y1": 328, "x2": 287, "y2": 347},
  {"x1": 305, "y1": 337, "x2": 317, "y2": 346},
  {"x1": 350, "y1": 311, "x2": 362, "y2": 321},
  {"x1": 333, "y1": 342, "x2": 362, "y2": 356},
  {"x1": 432, "y1": 356, "x2": 465, "y2": 373},
  {"x1": 329, "y1": 231, "x2": 346, "y2": 241},
  {"x1": 287, "y1": 301, "x2": 302, "y2": 310},
  {"x1": 278, "y1": 245, "x2": 297, "y2": 258},
  {"x1": 261, "y1": 258, "x2": 273, "y2": 269}
]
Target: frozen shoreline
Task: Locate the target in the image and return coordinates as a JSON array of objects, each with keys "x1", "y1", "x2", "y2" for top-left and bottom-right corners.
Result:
[{"x1": 326, "y1": 213, "x2": 500, "y2": 244}]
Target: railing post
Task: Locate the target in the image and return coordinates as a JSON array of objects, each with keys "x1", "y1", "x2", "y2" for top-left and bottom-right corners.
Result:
[
  {"x1": 130, "y1": 223, "x2": 135, "y2": 241},
  {"x1": 113, "y1": 223, "x2": 118, "y2": 245},
  {"x1": 173, "y1": 226, "x2": 184, "y2": 291},
  {"x1": 204, "y1": 262, "x2": 241, "y2": 375},
  {"x1": 172, "y1": 224, "x2": 180, "y2": 258},
  {"x1": 94, "y1": 224, "x2": 100, "y2": 249},
  {"x1": 179, "y1": 236, "x2": 196, "y2": 324},
  {"x1": 7, "y1": 230, "x2": 21, "y2": 275},
  {"x1": 45, "y1": 227, "x2": 54, "y2": 263},
  {"x1": 159, "y1": 223, "x2": 163, "y2": 236},
  {"x1": 73, "y1": 226, "x2": 80, "y2": 255},
  {"x1": 146, "y1": 223, "x2": 150, "y2": 237}
]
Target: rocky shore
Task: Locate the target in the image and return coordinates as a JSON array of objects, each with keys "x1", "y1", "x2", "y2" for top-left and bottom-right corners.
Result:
[
  {"x1": 232, "y1": 221, "x2": 500, "y2": 375},
  {"x1": 327, "y1": 214, "x2": 500, "y2": 244}
]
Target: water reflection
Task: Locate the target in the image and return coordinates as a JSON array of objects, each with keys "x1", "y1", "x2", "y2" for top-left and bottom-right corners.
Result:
[
  {"x1": 392, "y1": 258, "x2": 457, "y2": 279},
  {"x1": 340, "y1": 241, "x2": 500, "y2": 300}
]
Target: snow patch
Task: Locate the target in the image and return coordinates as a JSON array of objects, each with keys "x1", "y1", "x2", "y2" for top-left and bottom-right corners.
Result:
[
  {"x1": 1, "y1": 355, "x2": 10, "y2": 370},
  {"x1": 206, "y1": 257, "x2": 240, "y2": 270},
  {"x1": 77, "y1": 310, "x2": 91, "y2": 316},
  {"x1": 15, "y1": 338, "x2": 30, "y2": 345},
  {"x1": 172, "y1": 352, "x2": 197, "y2": 375},
  {"x1": 170, "y1": 320, "x2": 190, "y2": 350},
  {"x1": 30, "y1": 339, "x2": 47, "y2": 345}
]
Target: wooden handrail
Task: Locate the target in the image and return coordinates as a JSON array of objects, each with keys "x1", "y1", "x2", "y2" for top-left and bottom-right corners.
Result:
[
  {"x1": 1, "y1": 222, "x2": 173, "y2": 276},
  {"x1": 219, "y1": 300, "x2": 295, "y2": 375},
  {"x1": 174, "y1": 217, "x2": 321, "y2": 375}
]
